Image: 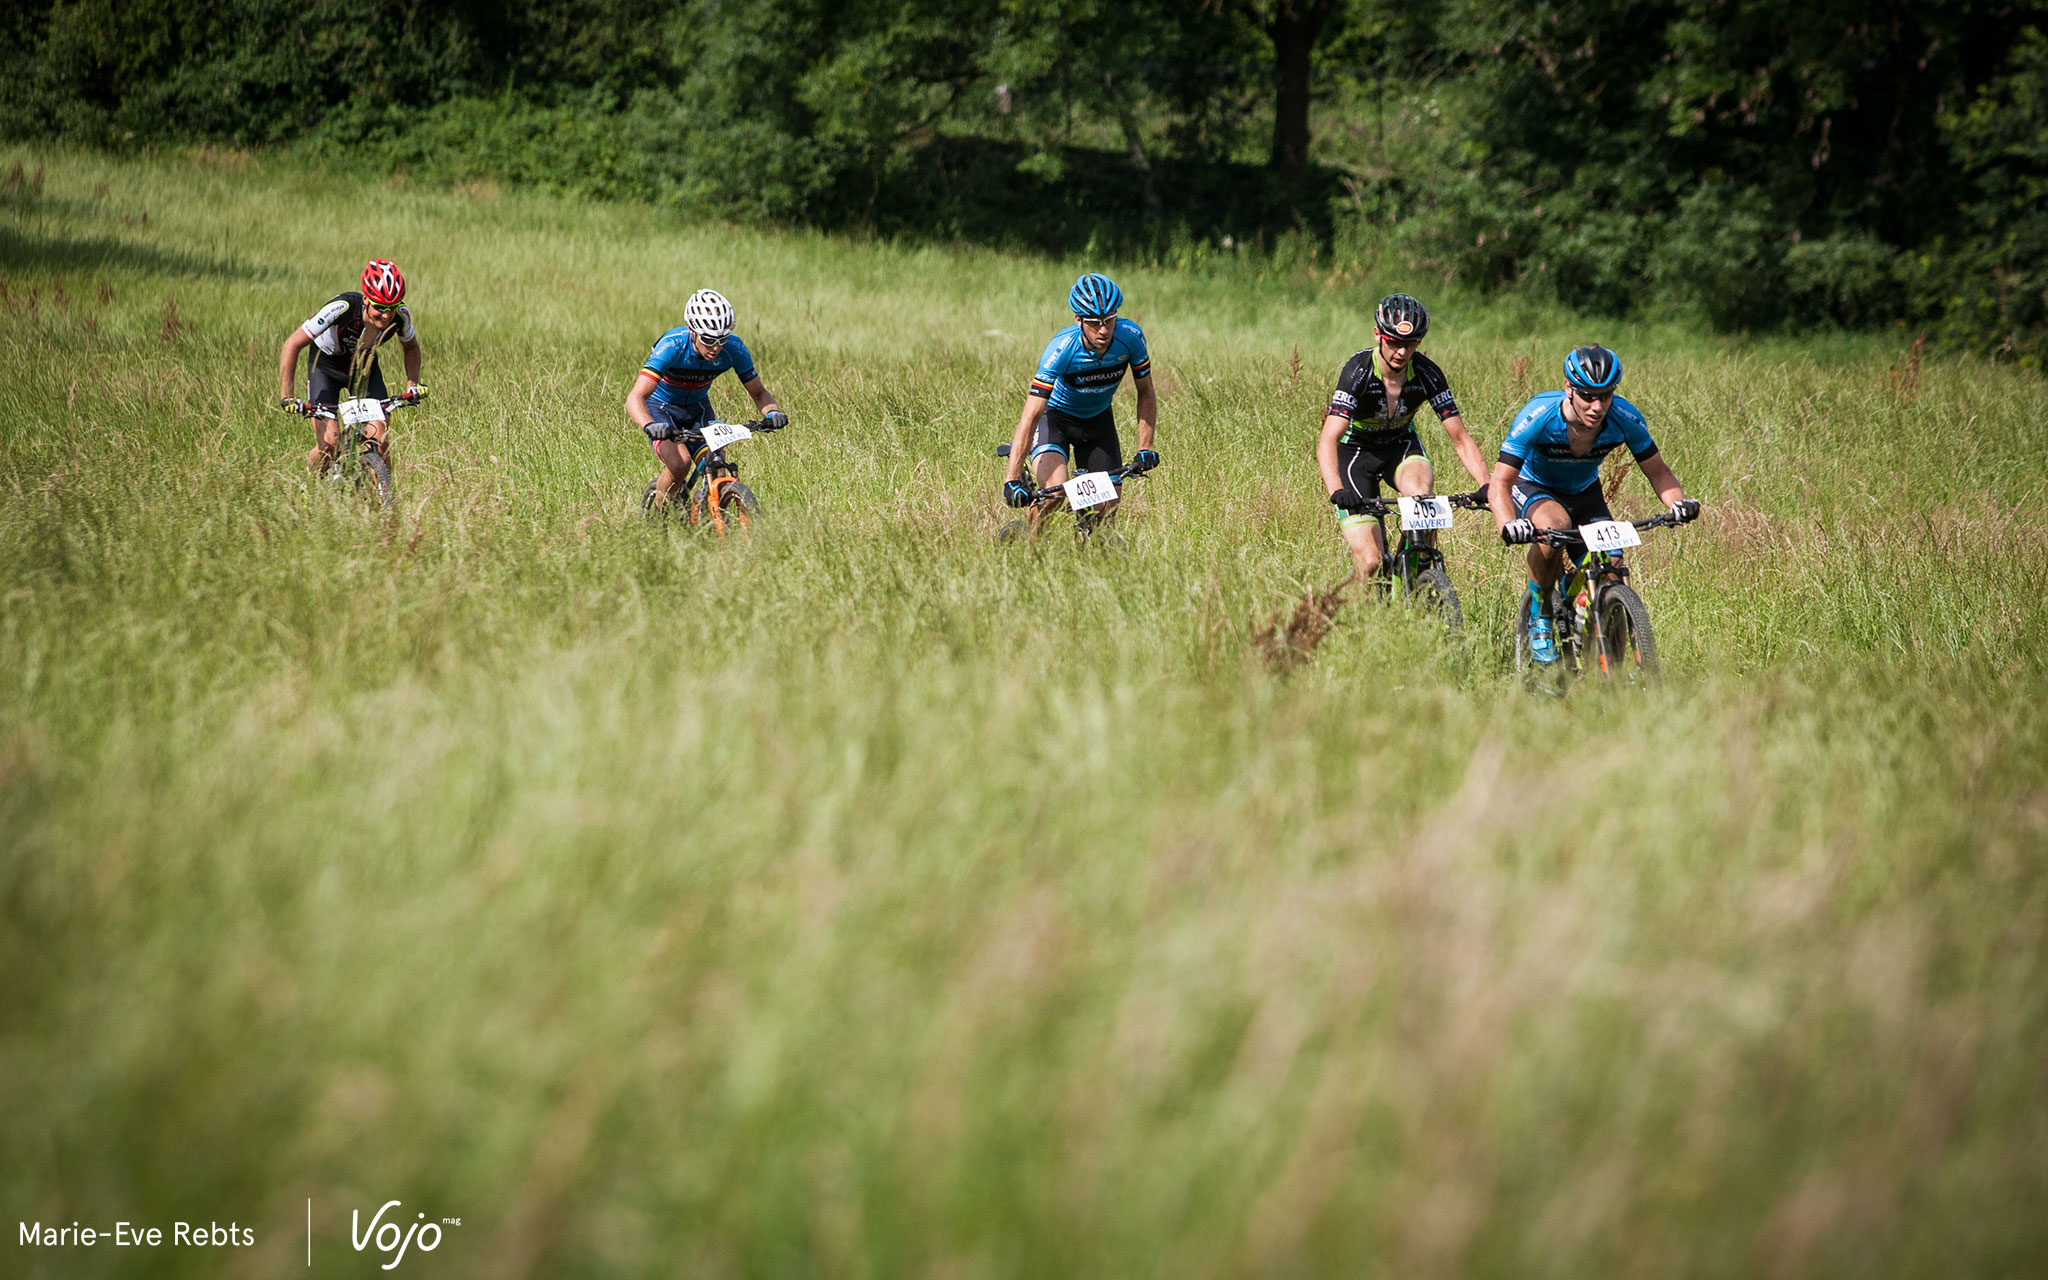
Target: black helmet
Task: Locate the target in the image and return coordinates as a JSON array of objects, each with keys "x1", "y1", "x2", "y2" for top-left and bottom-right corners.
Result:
[
  {"x1": 1374, "y1": 293, "x2": 1429, "y2": 341},
  {"x1": 1563, "y1": 344, "x2": 1623, "y2": 393}
]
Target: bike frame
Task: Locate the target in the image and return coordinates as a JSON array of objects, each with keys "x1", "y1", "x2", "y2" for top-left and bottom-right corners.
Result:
[
  {"x1": 300, "y1": 395, "x2": 417, "y2": 494},
  {"x1": 674, "y1": 417, "x2": 775, "y2": 533},
  {"x1": 1339, "y1": 487, "x2": 1488, "y2": 596},
  {"x1": 1531, "y1": 513, "x2": 1679, "y2": 675},
  {"x1": 994, "y1": 442, "x2": 1150, "y2": 537}
]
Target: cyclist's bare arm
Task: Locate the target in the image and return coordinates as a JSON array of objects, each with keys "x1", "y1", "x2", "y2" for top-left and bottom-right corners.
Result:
[
  {"x1": 1005, "y1": 392, "x2": 1048, "y2": 485},
  {"x1": 398, "y1": 333, "x2": 423, "y2": 390},
  {"x1": 1438, "y1": 412, "x2": 1490, "y2": 488},
  {"x1": 1316, "y1": 413, "x2": 1348, "y2": 494},
  {"x1": 625, "y1": 371, "x2": 661, "y2": 432},
  {"x1": 278, "y1": 328, "x2": 314, "y2": 401},
  {"x1": 1133, "y1": 377, "x2": 1158, "y2": 452},
  {"x1": 1486, "y1": 459, "x2": 1521, "y2": 527},
  {"x1": 739, "y1": 373, "x2": 781, "y2": 418},
  {"x1": 1637, "y1": 452, "x2": 1686, "y2": 507}
]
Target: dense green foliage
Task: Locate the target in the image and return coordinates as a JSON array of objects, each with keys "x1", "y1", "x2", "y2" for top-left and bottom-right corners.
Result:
[
  {"x1": 10, "y1": 1, "x2": 2048, "y2": 352},
  {"x1": 5, "y1": 148, "x2": 2048, "y2": 1278}
]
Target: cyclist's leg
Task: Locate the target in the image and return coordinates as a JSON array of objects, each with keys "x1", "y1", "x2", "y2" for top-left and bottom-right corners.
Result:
[
  {"x1": 1336, "y1": 441, "x2": 1388, "y2": 579},
  {"x1": 645, "y1": 402, "x2": 708, "y2": 505},
  {"x1": 1026, "y1": 411, "x2": 1074, "y2": 533},
  {"x1": 1390, "y1": 437, "x2": 1436, "y2": 549},
  {"x1": 306, "y1": 366, "x2": 345, "y2": 472},
  {"x1": 1513, "y1": 482, "x2": 1573, "y2": 590},
  {"x1": 360, "y1": 362, "x2": 391, "y2": 457}
]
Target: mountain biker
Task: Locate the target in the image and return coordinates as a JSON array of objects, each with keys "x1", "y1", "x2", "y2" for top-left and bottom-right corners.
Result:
[
  {"x1": 277, "y1": 259, "x2": 424, "y2": 475},
  {"x1": 1000, "y1": 272, "x2": 1158, "y2": 520},
  {"x1": 625, "y1": 289, "x2": 788, "y2": 513},
  {"x1": 1488, "y1": 344, "x2": 1701, "y2": 663},
  {"x1": 1316, "y1": 294, "x2": 1490, "y2": 581}
]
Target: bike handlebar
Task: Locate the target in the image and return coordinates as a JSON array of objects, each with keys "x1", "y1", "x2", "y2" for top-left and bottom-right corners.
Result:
[
  {"x1": 1529, "y1": 512, "x2": 1683, "y2": 548},
  {"x1": 1336, "y1": 486, "x2": 1490, "y2": 518},
  {"x1": 297, "y1": 395, "x2": 421, "y2": 416},
  {"x1": 1022, "y1": 462, "x2": 1152, "y2": 506}
]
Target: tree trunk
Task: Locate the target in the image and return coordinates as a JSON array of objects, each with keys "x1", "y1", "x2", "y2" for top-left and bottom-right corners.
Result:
[{"x1": 1242, "y1": 0, "x2": 1336, "y2": 180}]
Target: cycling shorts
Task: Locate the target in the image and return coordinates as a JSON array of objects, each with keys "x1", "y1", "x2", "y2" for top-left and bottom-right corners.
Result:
[
  {"x1": 1511, "y1": 478, "x2": 1612, "y2": 526},
  {"x1": 307, "y1": 364, "x2": 388, "y2": 422},
  {"x1": 645, "y1": 399, "x2": 713, "y2": 445},
  {"x1": 1334, "y1": 433, "x2": 1427, "y2": 529},
  {"x1": 1030, "y1": 406, "x2": 1122, "y2": 474}
]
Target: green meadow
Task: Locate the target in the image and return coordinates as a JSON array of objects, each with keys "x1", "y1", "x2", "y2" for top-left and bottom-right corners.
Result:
[{"x1": 3, "y1": 149, "x2": 2046, "y2": 1277}]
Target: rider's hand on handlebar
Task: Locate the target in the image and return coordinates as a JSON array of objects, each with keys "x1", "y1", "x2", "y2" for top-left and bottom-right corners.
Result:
[
  {"x1": 280, "y1": 396, "x2": 306, "y2": 415},
  {"x1": 1003, "y1": 480, "x2": 1033, "y2": 509},
  {"x1": 1131, "y1": 448, "x2": 1160, "y2": 473},
  {"x1": 761, "y1": 409, "x2": 789, "y2": 432},
  {"x1": 1670, "y1": 497, "x2": 1701, "y2": 523},
  {"x1": 1329, "y1": 486, "x2": 1370, "y2": 512},
  {"x1": 402, "y1": 382, "x2": 426, "y2": 403},
  {"x1": 1502, "y1": 518, "x2": 1538, "y2": 545}
]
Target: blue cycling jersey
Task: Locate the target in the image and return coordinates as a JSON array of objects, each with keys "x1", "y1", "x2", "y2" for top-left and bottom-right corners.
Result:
[
  {"x1": 1029, "y1": 320, "x2": 1151, "y2": 416},
  {"x1": 641, "y1": 327, "x2": 757, "y2": 409},
  {"x1": 1498, "y1": 391, "x2": 1659, "y2": 494}
]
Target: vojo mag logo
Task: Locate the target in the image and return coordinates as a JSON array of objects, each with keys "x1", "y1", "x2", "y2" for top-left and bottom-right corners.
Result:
[{"x1": 351, "y1": 1200, "x2": 457, "y2": 1270}]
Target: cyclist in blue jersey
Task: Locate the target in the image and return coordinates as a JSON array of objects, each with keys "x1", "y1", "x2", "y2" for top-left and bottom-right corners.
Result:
[
  {"x1": 1487, "y1": 344, "x2": 1701, "y2": 663},
  {"x1": 1000, "y1": 272, "x2": 1158, "y2": 520},
  {"x1": 626, "y1": 288, "x2": 788, "y2": 513}
]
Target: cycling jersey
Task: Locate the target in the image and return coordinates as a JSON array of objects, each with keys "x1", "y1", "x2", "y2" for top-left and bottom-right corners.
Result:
[
  {"x1": 1326, "y1": 348, "x2": 1459, "y2": 446},
  {"x1": 301, "y1": 292, "x2": 416, "y2": 376},
  {"x1": 1029, "y1": 319, "x2": 1151, "y2": 417},
  {"x1": 642, "y1": 327, "x2": 757, "y2": 410},
  {"x1": 1498, "y1": 391, "x2": 1659, "y2": 494}
]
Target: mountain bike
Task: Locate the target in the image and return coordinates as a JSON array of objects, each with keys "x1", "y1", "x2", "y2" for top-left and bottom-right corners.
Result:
[
  {"x1": 641, "y1": 416, "x2": 782, "y2": 533},
  {"x1": 297, "y1": 394, "x2": 419, "y2": 509},
  {"x1": 1337, "y1": 486, "x2": 1490, "y2": 633},
  {"x1": 1515, "y1": 512, "x2": 1684, "y2": 685},
  {"x1": 993, "y1": 442, "x2": 1151, "y2": 547}
]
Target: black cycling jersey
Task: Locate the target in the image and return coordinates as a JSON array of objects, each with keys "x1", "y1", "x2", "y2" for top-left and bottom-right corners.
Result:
[
  {"x1": 1326, "y1": 348, "x2": 1459, "y2": 446},
  {"x1": 300, "y1": 291, "x2": 416, "y2": 377}
]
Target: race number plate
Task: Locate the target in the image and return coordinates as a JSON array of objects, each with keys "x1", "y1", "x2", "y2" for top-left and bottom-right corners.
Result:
[
  {"x1": 1579, "y1": 520, "x2": 1642, "y2": 552},
  {"x1": 338, "y1": 398, "x2": 385, "y2": 426},
  {"x1": 1397, "y1": 496, "x2": 1455, "y2": 531},
  {"x1": 1062, "y1": 472, "x2": 1118, "y2": 510},
  {"x1": 699, "y1": 421, "x2": 753, "y2": 452}
]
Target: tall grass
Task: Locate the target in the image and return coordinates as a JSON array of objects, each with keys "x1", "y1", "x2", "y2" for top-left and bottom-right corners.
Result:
[{"x1": 3, "y1": 148, "x2": 2046, "y2": 1278}]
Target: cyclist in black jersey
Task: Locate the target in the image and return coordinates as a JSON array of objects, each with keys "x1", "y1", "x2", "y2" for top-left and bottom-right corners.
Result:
[
  {"x1": 276, "y1": 259, "x2": 424, "y2": 475},
  {"x1": 1315, "y1": 294, "x2": 1488, "y2": 581}
]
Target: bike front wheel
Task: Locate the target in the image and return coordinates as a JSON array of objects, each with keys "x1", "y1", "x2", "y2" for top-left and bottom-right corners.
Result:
[
  {"x1": 691, "y1": 477, "x2": 759, "y2": 531},
  {"x1": 360, "y1": 442, "x2": 394, "y2": 510},
  {"x1": 1406, "y1": 563, "x2": 1463, "y2": 634},
  {"x1": 1593, "y1": 582, "x2": 1658, "y2": 682}
]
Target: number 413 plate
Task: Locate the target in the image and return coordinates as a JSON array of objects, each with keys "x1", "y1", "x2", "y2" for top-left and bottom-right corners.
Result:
[
  {"x1": 1578, "y1": 520, "x2": 1642, "y2": 551},
  {"x1": 1062, "y1": 472, "x2": 1118, "y2": 510}
]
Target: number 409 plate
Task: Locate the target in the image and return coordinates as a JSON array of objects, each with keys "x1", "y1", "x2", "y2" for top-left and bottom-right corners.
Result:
[{"x1": 1062, "y1": 472, "x2": 1118, "y2": 510}]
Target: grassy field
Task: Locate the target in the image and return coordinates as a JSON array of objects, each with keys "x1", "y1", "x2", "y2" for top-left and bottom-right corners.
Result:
[{"x1": 3, "y1": 148, "x2": 2046, "y2": 1278}]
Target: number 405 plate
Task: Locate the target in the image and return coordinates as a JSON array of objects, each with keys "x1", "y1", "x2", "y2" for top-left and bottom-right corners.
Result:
[
  {"x1": 1062, "y1": 472, "x2": 1118, "y2": 510},
  {"x1": 1578, "y1": 520, "x2": 1642, "y2": 551},
  {"x1": 1397, "y1": 496, "x2": 1454, "y2": 531}
]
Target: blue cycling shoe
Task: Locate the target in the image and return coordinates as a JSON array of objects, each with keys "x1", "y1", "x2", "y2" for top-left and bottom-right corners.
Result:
[{"x1": 1526, "y1": 596, "x2": 1560, "y2": 664}]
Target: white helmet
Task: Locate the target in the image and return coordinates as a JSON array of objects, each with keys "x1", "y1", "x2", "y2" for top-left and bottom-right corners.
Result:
[{"x1": 684, "y1": 289, "x2": 735, "y2": 339}]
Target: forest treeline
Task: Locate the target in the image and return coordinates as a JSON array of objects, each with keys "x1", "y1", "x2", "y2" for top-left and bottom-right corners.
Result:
[{"x1": 6, "y1": 0, "x2": 2048, "y2": 355}]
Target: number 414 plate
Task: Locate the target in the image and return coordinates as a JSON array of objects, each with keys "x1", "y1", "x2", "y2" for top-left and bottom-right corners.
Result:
[
  {"x1": 1578, "y1": 520, "x2": 1642, "y2": 551},
  {"x1": 1062, "y1": 472, "x2": 1118, "y2": 510},
  {"x1": 338, "y1": 398, "x2": 385, "y2": 425}
]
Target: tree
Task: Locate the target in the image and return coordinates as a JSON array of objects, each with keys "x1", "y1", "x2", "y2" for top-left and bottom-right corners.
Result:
[{"x1": 1230, "y1": 0, "x2": 1341, "y2": 178}]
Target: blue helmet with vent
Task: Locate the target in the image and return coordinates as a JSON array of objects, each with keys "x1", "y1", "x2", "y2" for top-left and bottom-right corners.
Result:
[
  {"x1": 1068, "y1": 272, "x2": 1123, "y2": 319},
  {"x1": 1563, "y1": 344, "x2": 1623, "y2": 393}
]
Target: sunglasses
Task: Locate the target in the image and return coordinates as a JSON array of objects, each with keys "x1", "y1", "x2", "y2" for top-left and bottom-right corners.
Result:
[
  {"x1": 368, "y1": 300, "x2": 402, "y2": 313},
  {"x1": 1569, "y1": 386, "x2": 1615, "y2": 402},
  {"x1": 1077, "y1": 313, "x2": 1117, "y2": 325}
]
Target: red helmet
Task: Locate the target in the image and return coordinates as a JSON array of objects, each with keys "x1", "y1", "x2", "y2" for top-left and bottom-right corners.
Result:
[{"x1": 361, "y1": 259, "x2": 406, "y2": 306}]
